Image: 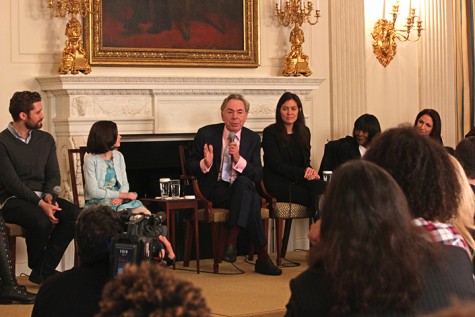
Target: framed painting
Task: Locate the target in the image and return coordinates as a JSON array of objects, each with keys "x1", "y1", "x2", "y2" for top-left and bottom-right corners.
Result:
[{"x1": 84, "y1": 0, "x2": 259, "y2": 67}]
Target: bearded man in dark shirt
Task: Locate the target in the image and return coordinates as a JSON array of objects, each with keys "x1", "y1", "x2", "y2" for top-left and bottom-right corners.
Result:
[{"x1": 0, "y1": 91, "x2": 79, "y2": 285}]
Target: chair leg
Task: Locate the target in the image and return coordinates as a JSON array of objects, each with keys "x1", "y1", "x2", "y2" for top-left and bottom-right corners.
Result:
[
  {"x1": 183, "y1": 219, "x2": 194, "y2": 267},
  {"x1": 281, "y1": 219, "x2": 293, "y2": 259},
  {"x1": 275, "y1": 219, "x2": 284, "y2": 266},
  {"x1": 212, "y1": 222, "x2": 227, "y2": 274}
]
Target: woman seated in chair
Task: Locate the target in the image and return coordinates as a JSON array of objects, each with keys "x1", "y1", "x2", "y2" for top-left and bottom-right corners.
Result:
[
  {"x1": 262, "y1": 92, "x2": 326, "y2": 215},
  {"x1": 413, "y1": 108, "x2": 454, "y2": 154},
  {"x1": 83, "y1": 120, "x2": 151, "y2": 215},
  {"x1": 318, "y1": 113, "x2": 381, "y2": 176}
]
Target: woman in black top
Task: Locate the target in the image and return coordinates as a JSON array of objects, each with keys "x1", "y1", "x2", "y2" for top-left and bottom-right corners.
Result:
[{"x1": 262, "y1": 92, "x2": 325, "y2": 212}]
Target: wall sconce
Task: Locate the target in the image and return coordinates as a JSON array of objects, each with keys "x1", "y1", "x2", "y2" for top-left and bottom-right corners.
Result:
[
  {"x1": 48, "y1": 0, "x2": 92, "y2": 75},
  {"x1": 371, "y1": 0, "x2": 423, "y2": 67},
  {"x1": 274, "y1": 0, "x2": 321, "y2": 77}
]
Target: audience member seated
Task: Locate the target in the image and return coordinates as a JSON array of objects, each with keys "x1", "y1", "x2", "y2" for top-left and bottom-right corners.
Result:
[
  {"x1": 286, "y1": 160, "x2": 475, "y2": 316},
  {"x1": 318, "y1": 113, "x2": 381, "y2": 177},
  {"x1": 95, "y1": 261, "x2": 210, "y2": 317},
  {"x1": 364, "y1": 127, "x2": 475, "y2": 312},
  {"x1": 455, "y1": 136, "x2": 475, "y2": 192},
  {"x1": 84, "y1": 120, "x2": 151, "y2": 215},
  {"x1": 32, "y1": 205, "x2": 123, "y2": 317},
  {"x1": 262, "y1": 92, "x2": 326, "y2": 216},
  {"x1": 448, "y1": 155, "x2": 475, "y2": 260},
  {"x1": 413, "y1": 108, "x2": 455, "y2": 154}
]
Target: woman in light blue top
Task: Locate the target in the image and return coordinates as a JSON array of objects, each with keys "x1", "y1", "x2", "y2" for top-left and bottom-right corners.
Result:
[{"x1": 83, "y1": 121, "x2": 151, "y2": 215}]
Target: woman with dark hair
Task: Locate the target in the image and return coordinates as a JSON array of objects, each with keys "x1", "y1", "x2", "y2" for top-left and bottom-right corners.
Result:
[
  {"x1": 262, "y1": 92, "x2": 325, "y2": 211},
  {"x1": 318, "y1": 113, "x2": 381, "y2": 175},
  {"x1": 414, "y1": 108, "x2": 443, "y2": 144},
  {"x1": 286, "y1": 160, "x2": 475, "y2": 316},
  {"x1": 84, "y1": 120, "x2": 151, "y2": 214}
]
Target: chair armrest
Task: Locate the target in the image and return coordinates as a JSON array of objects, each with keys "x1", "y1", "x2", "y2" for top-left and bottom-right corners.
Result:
[{"x1": 180, "y1": 175, "x2": 213, "y2": 210}]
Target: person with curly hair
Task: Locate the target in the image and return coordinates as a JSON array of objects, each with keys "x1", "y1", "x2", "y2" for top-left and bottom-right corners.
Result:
[
  {"x1": 96, "y1": 261, "x2": 210, "y2": 317},
  {"x1": 365, "y1": 128, "x2": 463, "y2": 236},
  {"x1": 285, "y1": 160, "x2": 475, "y2": 316}
]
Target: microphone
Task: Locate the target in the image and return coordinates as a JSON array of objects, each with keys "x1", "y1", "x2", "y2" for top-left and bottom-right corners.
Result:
[
  {"x1": 51, "y1": 186, "x2": 61, "y2": 205},
  {"x1": 228, "y1": 132, "x2": 236, "y2": 163}
]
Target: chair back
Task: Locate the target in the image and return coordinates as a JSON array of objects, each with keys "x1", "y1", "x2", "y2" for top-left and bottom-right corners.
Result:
[
  {"x1": 179, "y1": 143, "x2": 192, "y2": 177},
  {"x1": 67, "y1": 147, "x2": 87, "y2": 207}
]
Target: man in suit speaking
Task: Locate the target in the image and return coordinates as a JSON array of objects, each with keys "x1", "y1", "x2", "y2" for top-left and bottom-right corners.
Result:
[{"x1": 187, "y1": 94, "x2": 281, "y2": 276}]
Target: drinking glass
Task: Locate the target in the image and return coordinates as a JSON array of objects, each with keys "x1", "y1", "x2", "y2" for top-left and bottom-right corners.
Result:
[
  {"x1": 322, "y1": 171, "x2": 332, "y2": 183},
  {"x1": 159, "y1": 178, "x2": 171, "y2": 198},
  {"x1": 171, "y1": 179, "x2": 181, "y2": 198}
]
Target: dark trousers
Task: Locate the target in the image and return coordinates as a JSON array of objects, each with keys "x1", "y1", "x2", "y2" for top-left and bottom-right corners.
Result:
[
  {"x1": 209, "y1": 176, "x2": 266, "y2": 248},
  {"x1": 2, "y1": 197, "x2": 79, "y2": 275}
]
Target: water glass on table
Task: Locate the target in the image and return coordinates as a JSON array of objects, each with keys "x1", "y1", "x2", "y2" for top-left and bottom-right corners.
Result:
[
  {"x1": 160, "y1": 178, "x2": 171, "y2": 198},
  {"x1": 170, "y1": 179, "x2": 181, "y2": 198}
]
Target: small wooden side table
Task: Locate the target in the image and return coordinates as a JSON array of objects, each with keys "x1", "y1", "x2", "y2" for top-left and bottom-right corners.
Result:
[{"x1": 141, "y1": 197, "x2": 200, "y2": 273}]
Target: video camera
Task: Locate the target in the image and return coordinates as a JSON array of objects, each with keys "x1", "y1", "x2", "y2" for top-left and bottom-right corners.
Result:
[{"x1": 110, "y1": 212, "x2": 168, "y2": 276}]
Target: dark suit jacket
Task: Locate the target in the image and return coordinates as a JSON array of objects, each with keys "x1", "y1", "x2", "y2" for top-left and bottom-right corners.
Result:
[
  {"x1": 187, "y1": 123, "x2": 262, "y2": 198},
  {"x1": 318, "y1": 136, "x2": 360, "y2": 177},
  {"x1": 262, "y1": 124, "x2": 311, "y2": 183}
]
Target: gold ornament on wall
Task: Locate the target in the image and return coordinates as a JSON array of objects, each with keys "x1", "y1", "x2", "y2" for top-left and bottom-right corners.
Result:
[
  {"x1": 48, "y1": 0, "x2": 92, "y2": 75},
  {"x1": 274, "y1": 0, "x2": 321, "y2": 77},
  {"x1": 372, "y1": 0, "x2": 423, "y2": 67}
]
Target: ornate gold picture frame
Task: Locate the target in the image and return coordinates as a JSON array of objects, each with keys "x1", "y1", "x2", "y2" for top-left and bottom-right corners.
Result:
[{"x1": 84, "y1": 0, "x2": 259, "y2": 67}]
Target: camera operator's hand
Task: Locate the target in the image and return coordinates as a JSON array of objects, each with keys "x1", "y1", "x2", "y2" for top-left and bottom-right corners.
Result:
[{"x1": 158, "y1": 235, "x2": 175, "y2": 262}]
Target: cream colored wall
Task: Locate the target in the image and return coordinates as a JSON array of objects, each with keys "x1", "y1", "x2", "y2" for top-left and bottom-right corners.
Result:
[{"x1": 1, "y1": 0, "x2": 459, "y2": 272}]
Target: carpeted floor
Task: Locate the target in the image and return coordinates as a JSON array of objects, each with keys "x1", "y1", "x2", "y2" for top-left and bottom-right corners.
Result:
[{"x1": 0, "y1": 250, "x2": 309, "y2": 317}]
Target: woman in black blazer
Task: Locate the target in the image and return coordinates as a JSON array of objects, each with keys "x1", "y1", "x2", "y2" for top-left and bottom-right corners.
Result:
[{"x1": 262, "y1": 92, "x2": 325, "y2": 213}]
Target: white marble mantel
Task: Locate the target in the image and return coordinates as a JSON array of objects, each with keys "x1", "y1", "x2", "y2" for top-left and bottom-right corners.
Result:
[
  {"x1": 36, "y1": 75, "x2": 324, "y2": 202},
  {"x1": 36, "y1": 75, "x2": 324, "y2": 137}
]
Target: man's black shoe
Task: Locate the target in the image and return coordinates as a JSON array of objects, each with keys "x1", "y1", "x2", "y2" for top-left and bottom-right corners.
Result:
[
  {"x1": 255, "y1": 258, "x2": 282, "y2": 276},
  {"x1": 28, "y1": 268, "x2": 60, "y2": 285},
  {"x1": 222, "y1": 244, "x2": 237, "y2": 263}
]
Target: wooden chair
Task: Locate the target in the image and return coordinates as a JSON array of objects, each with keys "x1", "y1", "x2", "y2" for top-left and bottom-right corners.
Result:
[
  {"x1": 179, "y1": 144, "x2": 270, "y2": 272},
  {"x1": 67, "y1": 147, "x2": 87, "y2": 208},
  {"x1": 179, "y1": 144, "x2": 229, "y2": 273},
  {"x1": 260, "y1": 181, "x2": 313, "y2": 266},
  {"x1": 67, "y1": 146, "x2": 87, "y2": 267}
]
